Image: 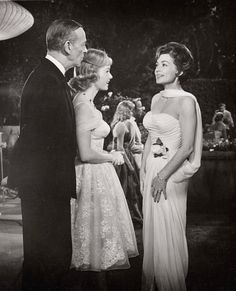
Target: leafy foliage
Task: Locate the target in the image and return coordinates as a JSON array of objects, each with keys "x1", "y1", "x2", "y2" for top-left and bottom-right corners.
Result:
[{"x1": 0, "y1": 0, "x2": 235, "y2": 125}]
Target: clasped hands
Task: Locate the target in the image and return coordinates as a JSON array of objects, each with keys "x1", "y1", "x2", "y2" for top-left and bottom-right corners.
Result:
[
  {"x1": 151, "y1": 173, "x2": 167, "y2": 203},
  {"x1": 111, "y1": 150, "x2": 124, "y2": 166}
]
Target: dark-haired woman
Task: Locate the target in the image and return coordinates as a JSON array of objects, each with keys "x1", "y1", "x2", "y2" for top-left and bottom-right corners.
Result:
[
  {"x1": 141, "y1": 42, "x2": 202, "y2": 291},
  {"x1": 69, "y1": 48, "x2": 138, "y2": 274}
]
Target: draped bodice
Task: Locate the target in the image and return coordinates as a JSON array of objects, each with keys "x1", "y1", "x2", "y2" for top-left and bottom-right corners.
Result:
[
  {"x1": 143, "y1": 89, "x2": 202, "y2": 182},
  {"x1": 143, "y1": 112, "x2": 181, "y2": 155}
]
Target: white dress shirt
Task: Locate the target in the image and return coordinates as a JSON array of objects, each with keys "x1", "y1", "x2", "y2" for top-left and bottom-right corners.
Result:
[{"x1": 45, "y1": 54, "x2": 66, "y2": 76}]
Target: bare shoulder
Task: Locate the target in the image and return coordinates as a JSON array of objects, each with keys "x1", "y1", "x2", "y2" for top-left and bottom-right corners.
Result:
[
  {"x1": 151, "y1": 93, "x2": 161, "y2": 106},
  {"x1": 115, "y1": 122, "x2": 127, "y2": 134},
  {"x1": 177, "y1": 97, "x2": 196, "y2": 119},
  {"x1": 152, "y1": 93, "x2": 161, "y2": 101},
  {"x1": 179, "y1": 96, "x2": 195, "y2": 110},
  {"x1": 179, "y1": 95, "x2": 195, "y2": 105},
  {"x1": 74, "y1": 102, "x2": 94, "y2": 120},
  {"x1": 74, "y1": 102, "x2": 93, "y2": 112}
]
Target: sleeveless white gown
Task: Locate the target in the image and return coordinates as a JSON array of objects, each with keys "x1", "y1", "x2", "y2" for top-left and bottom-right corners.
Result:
[
  {"x1": 71, "y1": 100, "x2": 138, "y2": 272},
  {"x1": 142, "y1": 89, "x2": 202, "y2": 291}
]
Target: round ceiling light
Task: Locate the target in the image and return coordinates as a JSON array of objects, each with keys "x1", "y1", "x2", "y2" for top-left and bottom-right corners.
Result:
[{"x1": 0, "y1": 0, "x2": 34, "y2": 41}]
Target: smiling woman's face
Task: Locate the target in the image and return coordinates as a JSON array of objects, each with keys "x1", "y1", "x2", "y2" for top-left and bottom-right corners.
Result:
[
  {"x1": 95, "y1": 65, "x2": 113, "y2": 91},
  {"x1": 154, "y1": 53, "x2": 179, "y2": 86}
]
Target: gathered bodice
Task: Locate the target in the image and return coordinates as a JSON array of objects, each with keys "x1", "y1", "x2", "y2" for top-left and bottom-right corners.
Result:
[
  {"x1": 143, "y1": 111, "x2": 181, "y2": 155},
  {"x1": 73, "y1": 98, "x2": 110, "y2": 152},
  {"x1": 91, "y1": 116, "x2": 110, "y2": 151},
  {"x1": 142, "y1": 88, "x2": 202, "y2": 181}
]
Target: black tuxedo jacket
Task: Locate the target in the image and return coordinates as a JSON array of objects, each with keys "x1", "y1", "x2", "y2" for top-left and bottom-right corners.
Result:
[{"x1": 9, "y1": 58, "x2": 77, "y2": 198}]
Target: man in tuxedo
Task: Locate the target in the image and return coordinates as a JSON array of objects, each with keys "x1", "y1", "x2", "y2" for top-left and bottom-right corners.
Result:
[{"x1": 10, "y1": 19, "x2": 87, "y2": 290}]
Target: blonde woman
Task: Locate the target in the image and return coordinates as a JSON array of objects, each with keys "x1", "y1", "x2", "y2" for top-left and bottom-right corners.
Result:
[
  {"x1": 69, "y1": 49, "x2": 138, "y2": 275},
  {"x1": 111, "y1": 100, "x2": 143, "y2": 225}
]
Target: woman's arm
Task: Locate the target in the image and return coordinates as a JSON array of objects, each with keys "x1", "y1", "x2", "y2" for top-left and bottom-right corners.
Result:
[
  {"x1": 76, "y1": 104, "x2": 123, "y2": 164},
  {"x1": 114, "y1": 122, "x2": 126, "y2": 151},
  {"x1": 140, "y1": 134, "x2": 151, "y2": 171},
  {"x1": 151, "y1": 97, "x2": 197, "y2": 202},
  {"x1": 140, "y1": 133, "x2": 151, "y2": 194},
  {"x1": 115, "y1": 122, "x2": 136, "y2": 171},
  {"x1": 158, "y1": 97, "x2": 197, "y2": 180}
]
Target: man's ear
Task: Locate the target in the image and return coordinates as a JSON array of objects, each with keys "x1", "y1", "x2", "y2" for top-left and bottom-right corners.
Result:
[{"x1": 64, "y1": 40, "x2": 71, "y2": 55}]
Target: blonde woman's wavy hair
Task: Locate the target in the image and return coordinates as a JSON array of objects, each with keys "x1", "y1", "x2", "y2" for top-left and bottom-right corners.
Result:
[
  {"x1": 69, "y1": 48, "x2": 112, "y2": 92},
  {"x1": 111, "y1": 100, "x2": 135, "y2": 129}
]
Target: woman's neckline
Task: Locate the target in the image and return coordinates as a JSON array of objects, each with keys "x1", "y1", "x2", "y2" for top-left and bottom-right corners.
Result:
[
  {"x1": 73, "y1": 92, "x2": 94, "y2": 105},
  {"x1": 159, "y1": 89, "x2": 196, "y2": 100},
  {"x1": 160, "y1": 89, "x2": 185, "y2": 98}
]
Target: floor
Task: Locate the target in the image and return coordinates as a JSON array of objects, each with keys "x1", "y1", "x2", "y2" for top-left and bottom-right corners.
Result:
[{"x1": 0, "y1": 194, "x2": 235, "y2": 291}]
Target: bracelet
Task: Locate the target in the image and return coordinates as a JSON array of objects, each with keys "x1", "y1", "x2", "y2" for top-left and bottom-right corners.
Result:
[{"x1": 157, "y1": 173, "x2": 167, "y2": 180}]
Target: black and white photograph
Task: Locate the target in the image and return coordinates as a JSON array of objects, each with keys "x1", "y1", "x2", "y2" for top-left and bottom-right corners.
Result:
[{"x1": 0, "y1": 0, "x2": 235, "y2": 290}]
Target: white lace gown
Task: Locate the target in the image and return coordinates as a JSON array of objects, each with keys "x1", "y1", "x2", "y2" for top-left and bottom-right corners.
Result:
[
  {"x1": 142, "y1": 90, "x2": 202, "y2": 291},
  {"x1": 71, "y1": 101, "x2": 138, "y2": 271}
]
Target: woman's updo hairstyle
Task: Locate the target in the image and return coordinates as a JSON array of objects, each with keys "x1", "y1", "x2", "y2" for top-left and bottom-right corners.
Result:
[
  {"x1": 155, "y1": 42, "x2": 194, "y2": 80},
  {"x1": 69, "y1": 48, "x2": 112, "y2": 92}
]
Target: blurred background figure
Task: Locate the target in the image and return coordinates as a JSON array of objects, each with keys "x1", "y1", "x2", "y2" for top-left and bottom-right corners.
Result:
[
  {"x1": 111, "y1": 100, "x2": 143, "y2": 225},
  {"x1": 133, "y1": 97, "x2": 146, "y2": 125},
  {"x1": 211, "y1": 112, "x2": 227, "y2": 141},
  {"x1": 129, "y1": 102, "x2": 144, "y2": 169},
  {"x1": 212, "y1": 103, "x2": 234, "y2": 138}
]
